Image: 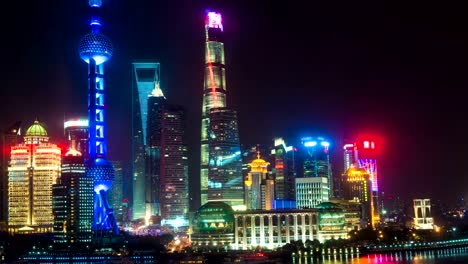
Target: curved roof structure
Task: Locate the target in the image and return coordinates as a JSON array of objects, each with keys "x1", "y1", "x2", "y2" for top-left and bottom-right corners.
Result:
[{"x1": 25, "y1": 120, "x2": 48, "y2": 137}]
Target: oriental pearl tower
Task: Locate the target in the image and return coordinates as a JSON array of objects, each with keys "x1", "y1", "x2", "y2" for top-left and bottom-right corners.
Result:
[{"x1": 78, "y1": 0, "x2": 119, "y2": 235}]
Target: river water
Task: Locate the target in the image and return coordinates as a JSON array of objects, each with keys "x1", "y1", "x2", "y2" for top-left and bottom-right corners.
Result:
[{"x1": 291, "y1": 247, "x2": 468, "y2": 264}]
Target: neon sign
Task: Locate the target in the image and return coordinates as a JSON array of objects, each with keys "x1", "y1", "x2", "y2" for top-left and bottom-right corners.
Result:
[{"x1": 207, "y1": 12, "x2": 223, "y2": 31}]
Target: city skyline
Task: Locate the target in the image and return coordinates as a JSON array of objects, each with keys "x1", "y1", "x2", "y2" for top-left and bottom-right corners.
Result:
[{"x1": 1, "y1": 0, "x2": 467, "y2": 206}]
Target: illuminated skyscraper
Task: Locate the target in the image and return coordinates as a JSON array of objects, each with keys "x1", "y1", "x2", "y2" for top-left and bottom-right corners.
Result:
[
  {"x1": 271, "y1": 138, "x2": 297, "y2": 200},
  {"x1": 299, "y1": 137, "x2": 333, "y2": 195},
  {"x1": 145, "y1": 84, "x2": 165, "y2": 220},
  {"x1": 201, "y1": 11, "x2": 227, "y2": 206},
  {"x1": 343, "y1": 143, "x2": 358, "y2": 172},
  {"x1": 1, "y1": 121, "x2": 21, "y2": 222},
  {"x1": 356, "y1": 138, "x2": 380, "y2": 226},
  {"x1": 244, "y1": 152, "x2": 274, "y2": 210},
  {"x1": 160, "y1": 105, "x2": 189, "y2": 225},
  {"x1": 207, "y1": 108, "x2": 243, "y2": 207},
  {"x1": 64, "y1": 118, "x2": 88, "y2": 159},
  {"x1": 109, "y1": 161, "x2": 123, "y2": 223},
  {"x1": 341, "y1": 167, "x2": 372, "y2": 226},
  {"x1": 78, "y1": 0, "x2": 118, "y2": 234},
  {"x1": 132, "y1": 62, "x2": 161, "y2": 220},
  {"x1": 53, "y1": 141, "x2": 93, "y2": 245},
  {"x1": 8, "y1": 120, "x2": 61, "y2": 234}
]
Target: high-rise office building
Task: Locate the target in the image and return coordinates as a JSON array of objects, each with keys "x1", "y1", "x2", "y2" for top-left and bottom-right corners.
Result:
[
  {"x1": 8, "y1": 120, "x2": 61, "y2": 234},
  {"x1": 160, "y1": 105, "x2": 189, "y2": 225},
  {"x1": 146, "y1": 85, "x2": 166, "y2": 220},
  {"x1": 343, "y1": 143, "x2": 358, "y2": 172},
  {"x1": 109, "y1": 161, "x2": 123, "y2": 223},
  {"x1": 341, "y1": 167, "x2": 373, "y2": 226},
  {"x1": 299, "y1": 137, "x2": 333, "y2": 196},
  {"x1": 207, "y1": 108, "x2": 243, "y2": 207},
  {"x1": 1, "y1": 121, "x2": 21, "y2": 223},
  {"x1": 53, "y1": 142, "x2": 93, "y2": 245},
  {"x1": 295, "y1": 177, "x2": 329, "y2": 209},
  {"x1": 64, "y1": 118, "x2": 88, "y2": 159},
  {"x1": 356, "y1": 138, "x2": 380, "y2": 226},
  {"x1": 132, "y1": 62, "x2": 161, "y2": 220},
  {"x1": 271, "y1": 138, "x2": 297, "y2": 200},
  {"x1": 244, "y1": 153, "x2": 274, "y2": 210},
  {"x1": 208, "y1": 108, "x2": 244, "y2": 206},
  {"x1": 201, "y1": 11, "x2": 228, "y2": 206},
  {"x1": 78, "y1": 0, "x2": 118, "y2": 234}
]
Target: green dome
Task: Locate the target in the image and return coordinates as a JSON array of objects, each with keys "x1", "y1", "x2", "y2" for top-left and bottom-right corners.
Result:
[
  {"x1": 192, "y1": 202, "x2": 234, "y2": 235},
  {"x1": 25, "y1": 120, "x2": 48, "y2": 137},
  {"x1": 316, "y1": 202, "x2": 343, "y2": 211}
]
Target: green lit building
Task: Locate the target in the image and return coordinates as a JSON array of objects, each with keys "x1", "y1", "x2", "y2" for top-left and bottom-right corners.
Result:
[
  {"x1": 316, "y1": 202, "x2": 347, "y2": 242},
  {"x1": 191, "y1": 202, "x2": 235, "y2": 248}
]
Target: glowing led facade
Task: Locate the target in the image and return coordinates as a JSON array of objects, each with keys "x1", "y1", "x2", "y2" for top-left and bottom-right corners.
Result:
[
  {"x1": 1, "y1": 121, "x2": 21, "y2": 222},
  {"x1": 356, "y1": 139, "x2": 380, "y2": 226},
  {"x1": 132, "y1": 62, "x2": 161, "y2": 220},
  {"x1": 201, "y1": 11, "x2": 228, "y2": 205},
  {"x1": 64, "y1": 118, "x2": 88, "y2": 159},
  {"x1": 341, "y1": 167, "x2": 373, "y2": 226},
  {"x1": 79, "y1": 0, "x2": 118, "y2": 235},
  {"x1": 207, "y1": 108, "x2": 243, "y2": 207},
  {"x1": 8, "y1": 121, "x2": 61, "y2": 234}
]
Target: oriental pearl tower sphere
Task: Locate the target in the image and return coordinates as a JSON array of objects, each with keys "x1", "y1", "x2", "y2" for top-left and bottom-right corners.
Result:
[{"x1": 79, "y1": 0, "x2": 119, "y2": 235}]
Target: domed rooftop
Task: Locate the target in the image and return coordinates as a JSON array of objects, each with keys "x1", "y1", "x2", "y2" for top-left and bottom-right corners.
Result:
[
  {"x1": 248, "y1": 152, "x2": 269, "y2": 173},
  {"x1": 316, "y1": 202, "x2": 343, "y2": 211},
  {"x1": 25, "y1": 120, "x2": 48, "y2": 137},
  {"x1": 192, "y1": 202, "x2": 234, "y2": 234},
  {"x1": 344, "y1": 167, "x2": 368, "y2": 175}
]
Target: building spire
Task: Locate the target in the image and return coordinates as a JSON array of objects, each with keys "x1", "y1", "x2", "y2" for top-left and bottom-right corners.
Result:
[{"x1": 150, "y1": 81, "x2": 165, "y2": 98}]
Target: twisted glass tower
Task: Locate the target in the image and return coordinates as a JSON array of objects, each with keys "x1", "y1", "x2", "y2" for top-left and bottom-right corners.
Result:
[
  {"x1": 79, "y1": 0, "x2": 118, "y2": 235},
  {"x1": 200, "y1": 12, "x2": 227, "y2": 205}
]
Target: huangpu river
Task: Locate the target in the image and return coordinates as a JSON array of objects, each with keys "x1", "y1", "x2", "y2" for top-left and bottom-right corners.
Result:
[{"x1": 290, "y1": 247, "x2": 468, "y2": 264}]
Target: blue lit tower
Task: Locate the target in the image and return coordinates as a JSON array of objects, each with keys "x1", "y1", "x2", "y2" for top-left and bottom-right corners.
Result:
[{"x1": 78, "y1": 0, "x2": 118, "y2": 235}]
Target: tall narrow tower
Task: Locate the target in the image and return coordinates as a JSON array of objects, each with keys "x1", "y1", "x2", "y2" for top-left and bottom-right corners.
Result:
[
  {"x1": 132, "y1": 62, "x2": 161, "y2": 220},
  {"x1": 78, "y1": 0, "x2": 118, "y2": 235},
  {"x1": 201, "y1": 11, "x2": 228, "y2": 206}
]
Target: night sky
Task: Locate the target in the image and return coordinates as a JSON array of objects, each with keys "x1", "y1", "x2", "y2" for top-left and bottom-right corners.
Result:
[{"x1": 1, "y1": 1, "x2": 467, "y2": 209}]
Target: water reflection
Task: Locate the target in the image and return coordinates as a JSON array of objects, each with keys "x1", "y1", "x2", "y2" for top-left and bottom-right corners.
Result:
[{"x1": 292, "y1": 247, "x2": 468, "y2": 264}]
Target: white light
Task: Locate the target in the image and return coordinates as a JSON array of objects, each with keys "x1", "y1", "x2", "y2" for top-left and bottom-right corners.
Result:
[
  {"x1": 321, "y1": 141, "x2": 330, "y2": 147},
  {"x1": 304, "y1": 141, "x2": 317, "y2": 147},
  {"x1": 64, "y1": 119, "x2": 88, "y2": 129}
]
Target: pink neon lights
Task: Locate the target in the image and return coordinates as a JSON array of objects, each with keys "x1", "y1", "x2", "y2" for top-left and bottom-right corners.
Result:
[{"x1": 206, "y1": 12, "x2": 223, "y2": 31}]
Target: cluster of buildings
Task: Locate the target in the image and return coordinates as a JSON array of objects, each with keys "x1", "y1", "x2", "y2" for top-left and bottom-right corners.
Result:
[{"x1": 0, "y1": 0, "x2": 437, "y2": 255}]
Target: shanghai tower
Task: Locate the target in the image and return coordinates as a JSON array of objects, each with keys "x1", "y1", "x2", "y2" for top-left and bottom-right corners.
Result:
[
  {"x1": 200, "y1": 11, "x2": 243, "y2": 207},
  {"x1": 78, "y1": 0, "x2": 119, "y2": 235}
]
